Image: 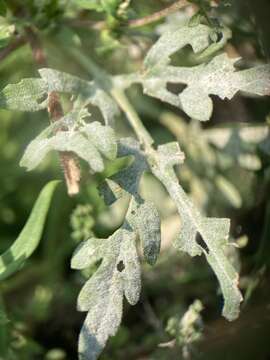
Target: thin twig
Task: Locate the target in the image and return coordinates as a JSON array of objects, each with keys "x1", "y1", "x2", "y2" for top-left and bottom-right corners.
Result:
[
  {"x1": 25, "y1": 27, "x2": 81, "y2": 196},
  {"x1": 128, "y1": 0, "x2": 189, "y2": 28},
  {"x1": 68, "y1": 0, "x2": 190, "y2": 30}
]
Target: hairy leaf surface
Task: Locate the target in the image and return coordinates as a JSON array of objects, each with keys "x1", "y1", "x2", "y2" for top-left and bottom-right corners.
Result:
[
  {"x1": 114, "y1": 24, "x2": 270, "y2": 121},
  {"x1": 150, "y1": 143, "x2": 243, "y2": 321},
  {"x1": 0, "y1": 69, "x2": 119, "y2": 126},
  {"x1": 71, "y1": 228, "x2": 141, "y2": 360},
  {"x1": 20, "y1": 119, "x2": 117, "y2": 172},
  {"x1": 100, "y1": 138, "x2": 161, "y2": 265}
]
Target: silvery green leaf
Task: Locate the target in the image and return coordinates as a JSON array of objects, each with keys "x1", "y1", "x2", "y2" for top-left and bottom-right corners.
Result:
[
  {"x1": 99, "y1": 139, "x2": 162, "y2": 267},
  {"x1": 39, "y1": 68, "x2": 87, "y2": 93},
  {"x1": 21, "y1": 130, "x2": 103, "y2": 172},
  {"x1": 150, "y1": 143, "x2": 243, "y2": 321},
  {"x1": 71, "y1": 228, "x2": 141, "y2": 360},
  {"x1": 0, "y1": 79, "x2": 48, "y2": 111},
  {"x1": 156, "y1": 142, "x2": 185, "y2": 168},
  {"x1": 144, "y1": 24, "x2": 214, "y2": 68},
  {"x1": 99, "y1": 138, "x2": 148, "y2": 205},
  {"x1": 115, "y1": 24, "x2": 269, "y2": 121},
  {"x1": 143, "y1": 53, "x2": 270, "y2": 121},
  {"x1": 84, "y1": 122, "x2": 117, "y2": 160},
  {"x1": 39, "y1": 68, "x2": 119, "y2": 126},
  {"x1": 20, "y1": 119, "x2": 117, "y2": 172},
  {"x1": 71, "y1": 237, "x2": 105, "y2": 270},
  {"x1": 0, "y1": 68, "x2": 119, "y2": 126},
  {"x1": 128, "y1": 199, "x2": 161, "y2": 265}
]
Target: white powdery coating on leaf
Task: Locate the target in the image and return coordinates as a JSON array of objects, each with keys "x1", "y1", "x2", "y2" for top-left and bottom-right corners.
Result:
[
  {"x1": 150, "y1": 142, "x2": 243, "y2": 321},
  {"x1": 39, "y1": 68, "x2": 119, "y2": 126},
  {"x1": 20, "y1": 119, "x2": 117, "y2": 173},
  {"x1": 115, "y1": 24, "x2": 270, "y2": 121},
  {"x1": 71, "y1": 229, "x2": 141, "y2": 360}
]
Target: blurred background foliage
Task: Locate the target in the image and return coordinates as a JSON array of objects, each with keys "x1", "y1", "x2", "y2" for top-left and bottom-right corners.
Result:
[{"x1": 0, "y1": 0, "x2": 270, "y2": 359}]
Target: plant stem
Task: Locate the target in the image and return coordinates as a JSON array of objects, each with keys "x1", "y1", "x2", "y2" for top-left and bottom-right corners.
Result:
[
  {"x1": 25, "y1": 27, "x2": 81, "y2": 196},
  {"x1": 128, "y1": 0, "x2": 189, "y2": 28},
  {"x1": 68, "y1": 0, "x2": 190, "y2": 30},
  {"x1": 111, "y1": 89, "x2": 154, "y2": 148}
]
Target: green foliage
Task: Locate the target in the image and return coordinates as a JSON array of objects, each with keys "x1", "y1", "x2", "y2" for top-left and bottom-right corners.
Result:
[
  {"x1": 0, "y1": 180, "x2": 59, "y2": 281},
  {"x1": 0, "y1": 1, "x2": 269, "y2": 359},
  {"x1": 74, "y1": 0, "x2": 119, "y2": 13},
  {"x1": 165, "y1": 299, "x2": 204, "y2": 353},
  {"x1": 71, "y1": 204, "x2": 94, "y2": 242}
]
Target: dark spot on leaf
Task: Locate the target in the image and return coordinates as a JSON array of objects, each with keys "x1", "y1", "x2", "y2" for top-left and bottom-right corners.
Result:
[
  {"x1": 131, "y1": 210, "x2": 135, "y2": 215},
  {"x1": 117, "y1": 260, "x2": 125, "y2": 272},
  {"x1": 195, "y1": 232, "x2": 209, "y2": 254}
]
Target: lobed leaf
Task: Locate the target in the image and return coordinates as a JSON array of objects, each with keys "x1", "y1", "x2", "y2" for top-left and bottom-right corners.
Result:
[
  {"x1": 0, "y1": 68, "x2": 119, "y2": 127},
  {"x1": 39, "y1": 68, "x2": 119, "y2": 126},
  {"x1": 150, "y1": 144, "x2": 243, "y2": 321},
  {"x1": 71, "y1": 228, "x2": 141, "y2": 360},
  {"x1": 20, "y1": 120, "x2": 117, "y2": 173},
  {"x1": 114, "y1": 24, "x2": 270, "y2": 121},
  {"x1": 99, "y1": 138, "x2": 161, "y2": 265},
  {"x1": 99, "y1": 138, "x2": 148, "y2": 204}
]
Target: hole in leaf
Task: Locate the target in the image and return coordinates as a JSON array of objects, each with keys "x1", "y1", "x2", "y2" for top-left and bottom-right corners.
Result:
[
  {"x1": 117, "y1": 260, "x2": 125, "y2": 272},
  {"x1": 131, "y1": 210, "x2": 135, "y2": 215},
  {"x1": 195, "y1": 232, "x2": 209, "y2": 254},
  {"x1": 166, "y1": 82, "x2": 186, "y2": 95}
]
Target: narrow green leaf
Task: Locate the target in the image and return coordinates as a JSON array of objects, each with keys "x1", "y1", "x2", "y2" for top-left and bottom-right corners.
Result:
[{"x1": 0, "y1": 181, "x2": 60, "y2": 281}]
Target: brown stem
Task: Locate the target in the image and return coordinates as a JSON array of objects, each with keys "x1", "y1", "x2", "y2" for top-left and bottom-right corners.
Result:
[
  {"x1": 68, "y1": 0, "x2": 190, "y2": 30},
  {"x1": 128, "y1": 0, "x2": 189, "y2": 28},
  {"x1": 25, "y1": 27, "x2": 81, "y2": 196},
  {"x1": 0, "y1": 35, "x2": 26, "y2": 62}
]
